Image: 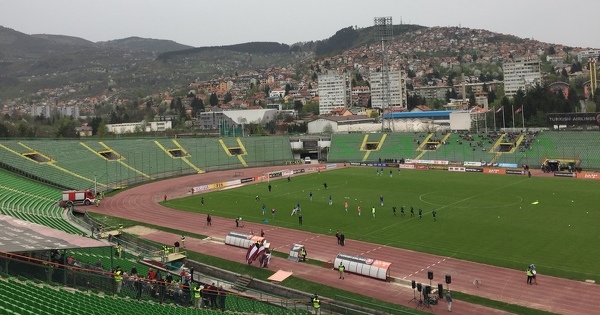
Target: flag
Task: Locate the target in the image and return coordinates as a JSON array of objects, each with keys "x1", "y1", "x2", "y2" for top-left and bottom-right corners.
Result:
[
  {"x1": 496, "y1": 106, "x2": 504, "y2": 113},
  {"x1": 515, "y1": 106, "x2": 523, "y2": 114}
]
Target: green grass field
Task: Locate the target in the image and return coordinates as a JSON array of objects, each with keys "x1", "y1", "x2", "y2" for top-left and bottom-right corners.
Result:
[{"x1": 164, "y1": 167, "x2": 600, "y2": 282}]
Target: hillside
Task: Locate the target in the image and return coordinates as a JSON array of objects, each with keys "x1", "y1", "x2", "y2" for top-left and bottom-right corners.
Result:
[
  {"x1": 31, "y1": 34, "x2": 96, "y2": 47},
  {"x1": 97, "y1": 36, "x2": 193, "y2": 53},
  {"x1": 0, "y1": 23, "x2": 582, "y2": 104}
]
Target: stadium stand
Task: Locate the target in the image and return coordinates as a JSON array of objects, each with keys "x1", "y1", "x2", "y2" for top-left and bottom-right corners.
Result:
[
  {"x1": 240, "y1": 136, "x2": 294, "y2": 166},
  {"x1": 0, "y1": 169, "x2": 82, "y2": 235},
  {"x1": 0, "y1": 141, "x2": 92, "y2": 190},
  {"x1": 176, "y1": 138, "x2": 244, "y2": 169},
  {"x1": 420, "y1": 132, "x2": 497, "y2": 162},
  {"x1": 328, "y1": 133, "x2": 372, "y2": 162},
  {"x1": 0, "y1": 277, "x2": 226, "y2": 315},
  {"x1": 373, "y1": 133, "x2": 423, "y2": 161},
  {"x1": 328, "y1": 133, "x2": 429, "y2": 162},
  {"x1": 0, "y1": 272, "x2": 310, "y2": 315}
]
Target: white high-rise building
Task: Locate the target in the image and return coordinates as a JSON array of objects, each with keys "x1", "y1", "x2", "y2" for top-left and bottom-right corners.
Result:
[
  {"x1": 317, "y1": 72, "x2": 347, "y2": 115},
  {"x1": 369, "y1": 69, "x2": 406, "y2": 109},
  {"x1": 502, "y1": 57, "x2": 541, "y2": 97}
]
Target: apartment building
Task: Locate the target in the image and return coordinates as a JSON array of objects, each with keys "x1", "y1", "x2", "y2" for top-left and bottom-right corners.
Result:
[
  {"x1": 369, "y1": 69, "x2": 406, "y2": 109},
  {"x1": 502, "y1": 57, "x2": 541, "y2": 97},
  {"x1": 317, "y1": 72, "x2": 347, "y2": 115}
]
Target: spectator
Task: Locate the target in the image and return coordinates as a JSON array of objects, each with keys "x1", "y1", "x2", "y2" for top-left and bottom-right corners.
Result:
[
  {"x1": 95, "y1": 259, "x2": 103, "y2": 271},
  {"x1": 218, "y1": 286, "x2": 227, "y2": 311}
]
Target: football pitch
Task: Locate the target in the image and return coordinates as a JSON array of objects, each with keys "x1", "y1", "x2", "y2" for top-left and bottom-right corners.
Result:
[{"x1": 165, "y1": 167, "x2": 600, "y2": 282}]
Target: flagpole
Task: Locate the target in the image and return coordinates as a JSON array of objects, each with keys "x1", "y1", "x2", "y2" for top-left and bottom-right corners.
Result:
[
  {"x1": 484, "y1": 112, "x2": 488, "y2": 133},
  {"x1": 493, "y1": 107, "x2": 497, "y2": 132},
  {"x1": 521, "y1": 106, "x2": 525, "y2": 130},
  {"x1": 512, "y1": 105, "x2": 515, "y2": 130},
  {"x1": 502, "y1": 109, "x2": 506, "y2": 131}
]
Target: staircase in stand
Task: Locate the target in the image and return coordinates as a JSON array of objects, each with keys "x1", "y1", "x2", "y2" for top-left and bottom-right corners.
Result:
[{"x1": 232, "y1": 275, "x2": 252, "y2": 291}]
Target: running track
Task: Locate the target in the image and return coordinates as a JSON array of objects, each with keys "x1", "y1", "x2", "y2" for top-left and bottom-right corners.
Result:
[{"x1": 90, "y1": 165, "x2": 596, "y2": 315}]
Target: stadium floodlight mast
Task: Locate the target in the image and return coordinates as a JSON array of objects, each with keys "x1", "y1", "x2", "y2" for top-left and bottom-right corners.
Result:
[{"x1": 373, "y1": 17, "x2": 393, "y2": 132}]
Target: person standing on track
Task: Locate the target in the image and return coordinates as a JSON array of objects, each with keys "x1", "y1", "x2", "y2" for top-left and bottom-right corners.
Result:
[
  {"x1": 338, "y1": 262, "x2": 345, "y2": 279},
  {"x1": 445, "y1": 291, "x2": 453, "y2": 312}
]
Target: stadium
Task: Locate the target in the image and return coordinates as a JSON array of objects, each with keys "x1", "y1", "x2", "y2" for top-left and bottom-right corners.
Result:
[{"x1": 0, "y1": 129, "x2": 599, "y2": 315}]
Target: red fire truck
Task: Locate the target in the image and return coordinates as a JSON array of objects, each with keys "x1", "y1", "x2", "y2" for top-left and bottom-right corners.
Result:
[{"x1": 60, "y1": 190, "x2": 96, "y2": 208}]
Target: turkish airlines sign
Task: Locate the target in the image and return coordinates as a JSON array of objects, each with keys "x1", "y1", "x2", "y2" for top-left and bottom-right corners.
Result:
[{"x1": 405, "y1": 159, "x2": 449, "y2": 165}]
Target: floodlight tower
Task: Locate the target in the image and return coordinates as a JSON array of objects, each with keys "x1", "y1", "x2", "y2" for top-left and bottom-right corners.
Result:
[
  {"x1": 373, "y1": 17, "x2": 393, "y2": 132},
  {"x1": 590, "y1": 58, "x2": 597, "y2": 99}
]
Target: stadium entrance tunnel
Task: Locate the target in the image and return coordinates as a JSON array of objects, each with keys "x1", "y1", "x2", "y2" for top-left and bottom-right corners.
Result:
[
  {"x1": 168, "y1": 149, "x2": 189, "y2": 158},
  {"x1": 227, "y1": 147, "x2": 244, "y2": 155},
  {"x1": 364, "y1": 142, "x2": 380, "y2": 150},
  {"x1": 498, "y1": 143, "x2": 514, "y2": 152},
  {"x1": 99, "y1": 150, "x2": 120, "y2": 160},
  {"x1": 23, "y1": 152, "x2": 51, "y2": 163}
]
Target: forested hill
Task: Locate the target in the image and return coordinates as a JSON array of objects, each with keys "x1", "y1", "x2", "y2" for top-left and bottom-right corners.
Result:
[
  {"x1": 157, "y1": 42, "x2": 291, "y2": 61},
  {"x1": 314, "y1": 24, "x2": 426, "y2": 56}
]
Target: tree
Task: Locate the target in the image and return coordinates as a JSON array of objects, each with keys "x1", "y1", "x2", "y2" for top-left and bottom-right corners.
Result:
[
  {"x1": 55, "y1": 117, "x2": 78, "y2": 138},
  {"x1": 97, "y1": 120, "x2": 108, "y2": 138},
  {"x1": 570, "y1": 61, "x2": 583, "y2": 73},
  {"x1": 89, "y1": 117, "x2": 102, "y2": 135},
  {"x1": 209, "y1": 93, "x2": 218, "y2": 106},
  {"x1": 0, "y1": 123, "x2": 9, "y2": 137},
  {"x1": 294, "y1": 100, "x2": 303, "y2": 117},
  {"x1": 191, "y1": 97, "x2": 204, "y2": 112},
  {"x1": 223, "y1": 92, "x2": 232, "y2": 104},
  {"x1": 284, "y1": 83, "x2": 291, "y2": 96},
  {"x1": 469, "y1": 93, "x2": 476, "y2": 106},
  {"x1": 300, "y1": 102, "x2": 318, "y2": 115},
  {"x1": 445, "y1": 88, "x2": 458, "y2": 102}
]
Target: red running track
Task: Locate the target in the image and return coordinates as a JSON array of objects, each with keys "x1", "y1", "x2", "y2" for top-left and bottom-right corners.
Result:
[{"x1": 90, "y1": 165, "x2": 596, "y2": 315}]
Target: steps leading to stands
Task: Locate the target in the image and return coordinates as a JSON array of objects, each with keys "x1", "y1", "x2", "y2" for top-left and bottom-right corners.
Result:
[{"x1": 232, "y1": 275, "x2": 252, "y2": 292}]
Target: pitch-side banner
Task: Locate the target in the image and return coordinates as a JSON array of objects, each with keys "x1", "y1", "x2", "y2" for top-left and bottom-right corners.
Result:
[
  {"x1": 547, "y1": 112, "x2": 600, "y2": 126},
  {"x1": 579, "y1": 172, "x2": 600, "y2": 180},
  {"x1": 405, "y1": 159, "x2": 449, "y2": 165}
]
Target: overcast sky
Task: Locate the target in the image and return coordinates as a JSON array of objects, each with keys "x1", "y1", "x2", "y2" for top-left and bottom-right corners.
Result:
[{"x1": 2, "y1": 0, "x2": 599, "y2": 49}]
